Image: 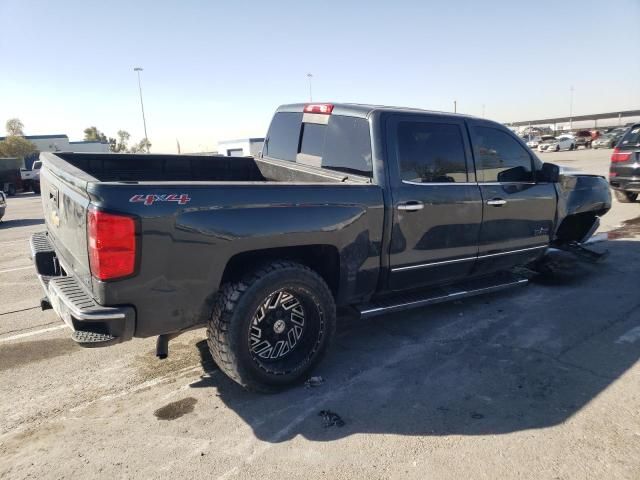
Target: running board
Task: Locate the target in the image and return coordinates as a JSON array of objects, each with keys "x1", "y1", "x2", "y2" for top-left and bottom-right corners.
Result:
[{"x1": 357, "y1": 273, "x2": 528, "y2": 319}]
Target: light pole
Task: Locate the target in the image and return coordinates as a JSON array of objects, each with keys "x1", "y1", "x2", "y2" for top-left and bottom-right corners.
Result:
[
  {"x1": 306, "y1": 73, "x2": 313, "y2": 102},
  {"x1": 569, "y1": 85, "x2": 574, "y2": 131},
  {"x1": 453, "y1": 100, "x2": 457, "y2": 113},
  {"x1": 133, "y1": 67, "x2": 150, "y2": 153}
]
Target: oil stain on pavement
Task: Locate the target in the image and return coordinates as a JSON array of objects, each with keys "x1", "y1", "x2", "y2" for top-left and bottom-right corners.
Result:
[{"x1": 154, "y1": 397, "x2": 197, "y2": 420}]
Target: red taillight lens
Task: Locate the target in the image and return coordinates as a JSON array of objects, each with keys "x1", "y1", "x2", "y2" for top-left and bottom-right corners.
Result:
[
  {"x1": 87, "y1": 209, "x2": 136, "y2": 280},
  {"x1": 611, "y1": 147, "x2": 632, "y2": 163},
  {"x1": 303, "y1": 103, "x2": 334, "y2": 114}
]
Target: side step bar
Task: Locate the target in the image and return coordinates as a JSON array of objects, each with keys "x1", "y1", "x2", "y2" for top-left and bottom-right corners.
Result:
[{"x1": 357, "y1": 273, "x2": 528, "y2": 319}]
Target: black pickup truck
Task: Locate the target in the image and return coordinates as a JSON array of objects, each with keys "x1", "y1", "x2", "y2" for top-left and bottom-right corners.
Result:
[{"x1": 31, "y1": 103, "x2": 611, "y2": 391}]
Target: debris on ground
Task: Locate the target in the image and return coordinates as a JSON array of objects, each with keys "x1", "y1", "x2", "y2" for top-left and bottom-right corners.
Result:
[
  {"x1": 305, "y1": 376, "x2": 324, "y2": 388},
  {"x1": 318, "y1": 410, "x2": 345, "y2": 428}
]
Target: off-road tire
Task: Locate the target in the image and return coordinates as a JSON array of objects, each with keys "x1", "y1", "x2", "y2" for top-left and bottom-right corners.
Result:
[
  {"x1": 614, "y1": 190, "x2": 638, "y2": 203},
  {"x1": 207, "y1": 261, "x2": 336, "y2": 392}
]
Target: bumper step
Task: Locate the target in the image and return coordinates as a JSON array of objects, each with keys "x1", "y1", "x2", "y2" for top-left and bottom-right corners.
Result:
[
  {"x1": 71, "y1": 330, "x2": 119, "y2": 347},
  {"x1": 357, "y1": 272, "x2": 528, "y2": 319}
]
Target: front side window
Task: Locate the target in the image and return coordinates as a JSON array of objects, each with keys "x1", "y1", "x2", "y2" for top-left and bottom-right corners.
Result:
[
  {"x1": 472, "y1": 126, "x2": 533, "y2": 182},
  {"x1": 396, "y1": 121, "x2": 468, "y2": 183}
]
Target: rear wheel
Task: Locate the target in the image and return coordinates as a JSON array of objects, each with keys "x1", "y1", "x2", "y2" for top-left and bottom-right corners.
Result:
[
  {"x1": 207, "y1": 261, "x2": 336, "y2": 392},
  {"x1": 614, "y1": 190, "x2": 638, "y2": 203}
]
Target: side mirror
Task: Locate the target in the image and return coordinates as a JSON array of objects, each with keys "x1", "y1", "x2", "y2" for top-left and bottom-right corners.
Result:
[{"x1": 539, "y1": 162, "x2": 560, "y2": 183}]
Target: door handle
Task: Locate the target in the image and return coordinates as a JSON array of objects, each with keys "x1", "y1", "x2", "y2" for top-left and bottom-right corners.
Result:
[
  {"x1": 486, "y1": 198, "x2": 507, "y2": 206},
  {"x1": 397, "y1": 201, "x2": 424, "y2": 212}
]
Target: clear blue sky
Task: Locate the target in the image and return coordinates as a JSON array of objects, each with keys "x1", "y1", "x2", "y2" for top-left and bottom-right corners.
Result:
[{"x1": 1, "y1": 0, "x2": 639, "y2": 152}]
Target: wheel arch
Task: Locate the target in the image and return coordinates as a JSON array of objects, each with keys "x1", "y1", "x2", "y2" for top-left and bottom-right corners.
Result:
[{"x1": 219, "y1": 245, "x2": 341, "y2": 299}]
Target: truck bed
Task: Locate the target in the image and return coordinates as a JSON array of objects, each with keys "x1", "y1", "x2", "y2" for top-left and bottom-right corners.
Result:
[
  {"x1": 38, "y1": 151, "x2": 383, "y2": 339},
  {"x1": 51, "y1": 152, "x2": 367, "y2": 184}
]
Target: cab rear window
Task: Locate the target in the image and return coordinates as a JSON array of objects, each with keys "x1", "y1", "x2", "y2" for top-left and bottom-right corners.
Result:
[{"x1": 266, "y1": 112, "x2": 373, "y2": 178}]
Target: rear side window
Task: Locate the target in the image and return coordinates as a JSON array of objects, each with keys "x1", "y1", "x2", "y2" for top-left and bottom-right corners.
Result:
[
  {"x1": 396, "y1": 121, "x2": 468, "y2": 183},
  {"x1": 263, "y1": 112, "x2": 303, "y2": 161},
  {"x1": 472, "y1": 127, "x2": 533, "y2": 182},
  {"x1": 619, "y1": 125, "x2": 640, "y2": 149},
  {"x1": 298, "y1": 115, "x2": 372, "y2": 177}
]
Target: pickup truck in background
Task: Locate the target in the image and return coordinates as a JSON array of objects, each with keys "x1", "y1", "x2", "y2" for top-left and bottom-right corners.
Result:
[
  {"x1": 20, "y1": 160, "x2": 42, "y2": 194},
  {"x1": 31, "y1": 103, "x2": 611, "y2": 391}
]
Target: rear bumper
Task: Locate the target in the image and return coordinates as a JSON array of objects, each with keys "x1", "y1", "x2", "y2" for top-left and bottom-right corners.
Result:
[
  {"x1": 609, "y1": 178, "x2": 640, "y2": 192},
  {"x1": 30, "y1": 231, "x2": 135, "y2": 347}
]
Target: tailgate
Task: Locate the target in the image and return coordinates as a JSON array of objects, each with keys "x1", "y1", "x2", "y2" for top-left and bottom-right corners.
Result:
[{"x1": 40, "y1": 162, "x2": 94, "y2": 293}]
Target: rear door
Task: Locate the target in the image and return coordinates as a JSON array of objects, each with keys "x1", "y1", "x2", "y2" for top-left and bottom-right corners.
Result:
[
  {"x1": 469, "y1": 122, "x2": 556, "y2": 274},
  {"x1": 386, "y1": 113, "x2": 483, "y2": 291}
]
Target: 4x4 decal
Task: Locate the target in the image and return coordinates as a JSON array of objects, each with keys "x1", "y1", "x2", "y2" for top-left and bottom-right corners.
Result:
[{"x1": 129, "y1": 194, "x2": 191, "y2": 206}]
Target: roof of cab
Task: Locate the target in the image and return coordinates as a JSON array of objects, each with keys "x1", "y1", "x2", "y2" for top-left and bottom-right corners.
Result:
[{"x1": 276, "y1": 102, "x2": 485, "y2": 122}]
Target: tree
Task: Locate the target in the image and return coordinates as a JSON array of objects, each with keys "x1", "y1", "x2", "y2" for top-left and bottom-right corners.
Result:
[
  {"x1": 5, "y1": 118, "x2": 24, "y2": 136},
  {"x1": 0, "y1": 135, "x2": 37, "y2": 159},
  {"x1": 116, "y1": 130, "x2": 130, "y2": 152},
  {"x1": 129, "y1": 138, "x2": 151, "y2": 153},
  {"x1": 83, "y1": 126, "x2": 108, "y2": 143}
]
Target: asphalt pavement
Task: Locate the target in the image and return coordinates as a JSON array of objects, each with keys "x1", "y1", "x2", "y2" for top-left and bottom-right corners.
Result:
[{"x1": 0, "y1": 148, "x2": 639, "y2": 479}]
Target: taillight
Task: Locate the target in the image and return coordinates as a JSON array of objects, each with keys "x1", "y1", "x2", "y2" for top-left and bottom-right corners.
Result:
[
  {"x1": 87, "y1": 208, "x2": 137, "y2": 280},
  {"x1": 303, "y1": 103, "x2": 334, "y2": 114},
  {"x1": 611, "y1": 147, "x2": 632, "y2": 163}
]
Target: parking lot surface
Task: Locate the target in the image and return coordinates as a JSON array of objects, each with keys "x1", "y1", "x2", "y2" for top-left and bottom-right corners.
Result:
[{"x1": 1, "y1": 148, "x2": 639, "y2": 479}]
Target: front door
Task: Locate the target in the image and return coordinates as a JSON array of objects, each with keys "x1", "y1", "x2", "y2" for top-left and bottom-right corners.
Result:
[
  {"x1": 468, "y1": 122, "x2": 557, "y2": 274},
  {"x1": 386, "y1": 114, "x2": 483, "y2": 291}
]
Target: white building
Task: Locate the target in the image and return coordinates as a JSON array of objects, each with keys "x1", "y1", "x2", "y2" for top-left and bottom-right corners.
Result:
[
  {"x1": 217, "y1": 138, "x2": 264, "y2": 157},
  {"x1": 0, "y1": 134, "x2": 110, "y2": 153}
]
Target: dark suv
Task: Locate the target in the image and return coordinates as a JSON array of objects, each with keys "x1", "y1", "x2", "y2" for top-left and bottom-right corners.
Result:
[{"x1": 609, "y1": 124, "x2": 640, "y2": 203}]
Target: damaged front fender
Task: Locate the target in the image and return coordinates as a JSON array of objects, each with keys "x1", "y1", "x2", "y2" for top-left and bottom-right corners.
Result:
[{"x1": 553, "y1": 170, "x2": 611, "y2": 245}]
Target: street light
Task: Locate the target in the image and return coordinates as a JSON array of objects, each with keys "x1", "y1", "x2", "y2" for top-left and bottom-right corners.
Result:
[
  {"x1": 306, "y1": 73, "x2": 313, "y2": 102},
  {"x1": 569, "y1": 85, "x2": 574, "y2": 131},
  {"x1": 133, "y1": 67, "x2": 150, "y2": 153}
]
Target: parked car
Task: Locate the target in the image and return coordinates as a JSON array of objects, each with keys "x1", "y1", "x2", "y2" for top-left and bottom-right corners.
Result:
[
  {"x1": 526, "y1": 136, "x2": 542, "y2": 149},
  {"x1": 593, "y1": 134, "x2": 618, "y2": 149},
  {"x1": 0, "y1": 191, "x2": 6, "y2": 221},
  {"x1": 538, "y1": 135, "x2": 576, "y2": 152},
  {"x1": 609, "y1": 124, "x2": 640, "y2": 203},
  {"x1": 31, "y1": 103, "x2": 611, "y2": 391},
  {"x1": 574, "y1": 130, "x2": 593, "y2": 149}
]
